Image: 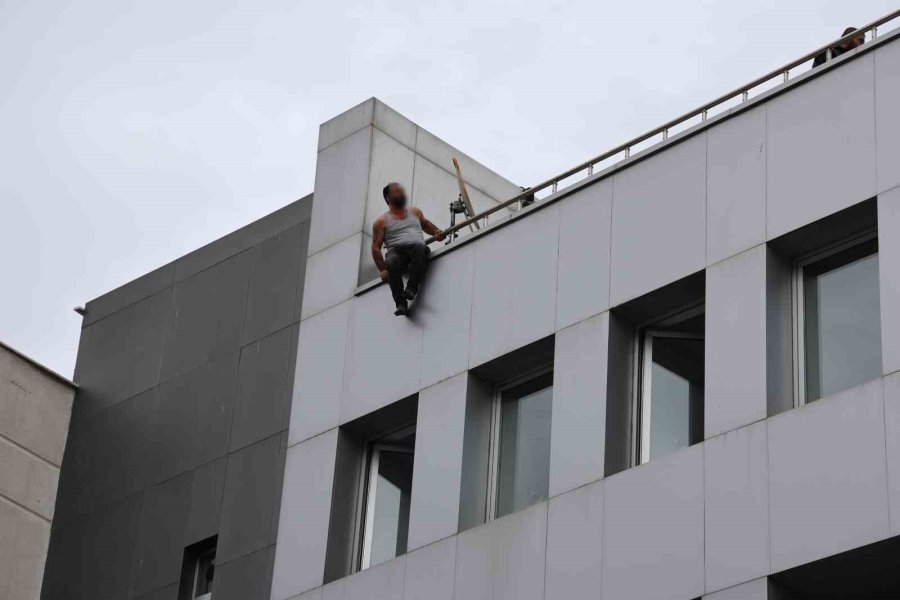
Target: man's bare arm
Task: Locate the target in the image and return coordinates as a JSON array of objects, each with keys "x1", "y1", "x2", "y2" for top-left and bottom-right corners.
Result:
[
  {"x1": 372, "y1": 217, "x2": 389, "y2": 280},
  {"x1": 411, "y1": 207, "x2": 444, "y2": 239}
]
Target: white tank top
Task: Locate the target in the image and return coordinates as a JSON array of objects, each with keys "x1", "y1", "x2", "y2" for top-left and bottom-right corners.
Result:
[{"x1": 383, "y1": 210, "x2": 424, "y2": 250}]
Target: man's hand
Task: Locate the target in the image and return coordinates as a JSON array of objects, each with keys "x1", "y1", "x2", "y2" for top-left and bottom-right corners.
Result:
[
  {"x1": 435, "y1": 230, "x2": 446, "y2": 242},
  {"x1": 380, "y1": 270, "x2": 389, "y2": 283}
]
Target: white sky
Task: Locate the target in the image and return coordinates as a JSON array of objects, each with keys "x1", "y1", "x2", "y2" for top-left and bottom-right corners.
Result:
[{"x1": 1, "y1": 0, "x2": 894, "y2": 377}]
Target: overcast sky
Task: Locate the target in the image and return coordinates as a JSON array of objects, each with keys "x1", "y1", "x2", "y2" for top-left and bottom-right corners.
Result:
[{"x1": 1, "y1": 0, "x2": 894, "y2": 377}]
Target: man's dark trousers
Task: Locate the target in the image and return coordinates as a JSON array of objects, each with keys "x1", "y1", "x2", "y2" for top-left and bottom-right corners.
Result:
[{"x1": 385, "y1": 243, "x2": 430, "y2": 304}]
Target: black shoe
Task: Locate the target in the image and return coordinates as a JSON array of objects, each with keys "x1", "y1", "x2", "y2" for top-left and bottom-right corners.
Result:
[
  {"x1": 394, "y1": 301, "x2": 409, "y2": 316},
  {"x1": 402, "y1": 286, "x2": 417, "y2": 301}
]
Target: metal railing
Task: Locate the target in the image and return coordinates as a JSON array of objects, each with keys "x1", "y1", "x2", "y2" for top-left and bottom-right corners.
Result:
[{"x1": 427, "y1": 8, "x2": 900, "y2": 246}]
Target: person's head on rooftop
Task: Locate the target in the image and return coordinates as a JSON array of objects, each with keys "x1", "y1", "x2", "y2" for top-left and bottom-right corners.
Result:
[
  {"x1": 838, "y1": 27, "x2": 866, "y2": 51},
  {"x1": 382, "y1": 182, "x2": 408, "y2": 210}
]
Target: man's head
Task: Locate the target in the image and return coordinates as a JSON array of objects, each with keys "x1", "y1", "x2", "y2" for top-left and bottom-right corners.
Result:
[
  {"x1": 383, "y1": 182, "x2": 408, "y2": 210},
  {"x1": 838, "y1": 27, "x2": 866, "y2": 50}
]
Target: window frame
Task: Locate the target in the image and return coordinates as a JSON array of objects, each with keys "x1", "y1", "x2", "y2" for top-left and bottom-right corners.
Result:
[
  {"x1": 353, "y1": 424, "x2": 416, "y2": 572},
  {"x1": 791, "y1": 229, "x2": 878, "y2": 407},
  {"x1": 485, "y1": 366, "x2": 554, "y2": 523},
  {"x1": 191, "y1": 547, "x2": 215, "y2": 599},
  {"x1": 632, "y1": 303, "x2": 705, "y2": 466}
]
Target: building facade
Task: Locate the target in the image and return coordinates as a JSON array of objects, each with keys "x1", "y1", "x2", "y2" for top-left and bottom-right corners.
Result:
[
  {"x1": 1, "y1": 342, "x2": 76, "y2": 600},
  {"x1": 45, "y1": 22, "x2": 900, "y2": 600}
]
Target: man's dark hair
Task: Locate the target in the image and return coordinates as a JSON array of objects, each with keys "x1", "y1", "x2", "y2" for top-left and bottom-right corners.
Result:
[
  {"x1": 383, "y1": 182, "x2": 397, "y2": 200},
  {"x1": 842, "y1": 27, "x2": 858, "y2": 36}
]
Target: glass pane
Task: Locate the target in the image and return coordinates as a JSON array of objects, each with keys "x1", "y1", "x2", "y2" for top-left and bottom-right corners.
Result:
[
  {"x1": 496, "y1": 385, "x2": 552, "y2": 518},
  {"x1": 369, "y1": 449, "x2": 413, "y2": 567},
  {"x1": 805, "y1": 252, "x2": 881, "y2": 401},
  {"x1": 648, "y1": 336, "x2": 704, "y2": 461},
  {"x1": 194, "y1": 551, "x2": 215, "y2": 596}
]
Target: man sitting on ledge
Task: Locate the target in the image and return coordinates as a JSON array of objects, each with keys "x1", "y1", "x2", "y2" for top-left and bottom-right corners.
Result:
[{"x1": 372, "y1": 182, "x2": 445, "y2": 316}]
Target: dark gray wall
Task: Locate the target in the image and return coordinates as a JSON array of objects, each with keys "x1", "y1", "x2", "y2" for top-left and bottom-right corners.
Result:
[{"x1": 43, "y1": 196, "x2": 312, "y2": 600}]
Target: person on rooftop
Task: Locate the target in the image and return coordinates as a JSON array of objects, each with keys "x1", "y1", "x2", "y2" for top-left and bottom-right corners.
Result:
[
  {"x1": 812, "y1": 27, "x2": 866, "y2": 67},
  {"x1": 371, "y1": 182, "x2": 445, "y2": 316}
]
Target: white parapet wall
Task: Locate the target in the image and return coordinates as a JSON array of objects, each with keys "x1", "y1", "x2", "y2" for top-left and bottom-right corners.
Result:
[{"x1": 304, "y1": 97, "x2": 522, "y2": 292}]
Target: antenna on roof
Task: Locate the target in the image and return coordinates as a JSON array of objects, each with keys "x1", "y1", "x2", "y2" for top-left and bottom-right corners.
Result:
[{"x1": 446, "y1": 158, "x2": 480, "y2": 245}]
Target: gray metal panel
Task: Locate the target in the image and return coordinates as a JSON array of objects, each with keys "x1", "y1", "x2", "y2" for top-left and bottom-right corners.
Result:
[
  {"x1": 555, "y1": 180, "x2": 613, "y2": 331},
  {"x1": 132, "y1": 472, "x2": 193, "y2": 596},
  {"x1": 54, "y1": 387, "x2": 158, "y2": 524},
  {"x1": 550, "y1": 313, "x2": 608, "y2": 497},
  {"x1": 454, "y1": 501, "x2": 548, "y2": 600},
  {"x1": 340, "y1": 286, "x2": 423, "y2": 425},
  {"x1": 330, "y1": 555, "x2": 406, "y2": 600},
  {"x1": 418, "y1": 244, "x2": 475, "y2": 390},
  {"x1": 704, "y1": 578, "x2": 770, "y2": 600},
  {"x1": 545, "y1": 480, "x2": 604, "y2": 600},
  {"x1": 602, "y1": 445, "x2": 705, "y2": 600},
  {"x1": 243, "y1": 222, "x2": 310, "y2": 345},
  {"x1": 766, "y1": 53, "x2": 877, "y2": 240},
  {"x1": 218, "y1": 433, "x2": 286, "y2": 564},
  {"x1": 301, "y1": 233, "x2": 364, "y2": 321},
  {"x1": 768, "y1": 378, "x2": 889, "y2": 572},
  {"x1": 408, "y1": 373, "x2": 468, "y2": 551},
  {"x1": 705, "y1": 246, "x2": 768, "y2": 438},
  {"x1": 42, "y1": 492, "x2": 143, "y2": 600},
  {"x1": 213, "y1": 545, "x2": 276, "y2": 600},
  {"x1": 82, "y1": 262, "x2": 176, "y2": 328},
  {"x1": 878, "y1": 186, "x2": 900, "y2": 376},
  {"x1": 704, "y1": 422, "x2": 770, "y2": 594},
  {"x1": 469, "y1": 204, "x2": 560, "y2": 368},
  {"x1": 230, "y1": 326, "x2": 296, "y2": 452},
  {"x1": 74, "y1": 288, "x2": 171, "y2": 412},
  {"x1": 308, "y1": 128, "x2": 372, "y2": 255},
  {"x1": 160, "y1": 251, "x2": 252, "y2": 382},
  {"x1": 132, "y1": 583, "x2": 179, "y2": 600},
  {"x1": 184, "y1": 456, "x2": 227, "y2": 546},
  {"x1": 270, "y1": 430, "x2": 339, "y2": 600},
  {"x1": 152, "y1": 351, "x2": 239, "y2": 485},
  {"x1": 403, "y1": 536, "x2": 457, "y2": 600},
  {"x1": 706, "y1": 107, "x2": 767, "y2": 266},
  {"x1": 875, "y1": 40, "x2": 900, "y2": 194},
  {"x1": 610, "y1": 134, "x2": 707, "y2": 306},
  {"x1": 174, "y1": 196, "x2": 312, "y2": 283},
  {"x1": 288, "y1": 302, "x2": 350, "y2": 446},
  {"x1": 885, "y1": 372, "x2": 900, "y2": 535}
]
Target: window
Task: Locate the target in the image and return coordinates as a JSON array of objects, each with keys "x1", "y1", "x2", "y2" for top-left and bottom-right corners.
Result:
[
  {"x1": 179, "y1": 537, "x2": 216, "y2": 600},
  {"x1": 794, "y1": 232, "x2": 881, "y2": 404},
  {"x1": 635, "y1": 306, "x2": 704, "y2": 464},
  {"x1": 488, "y1": 371, "x2": 553, "y2": 520},
  {"x1": 358, "y1": 426, "x2": 415, "y2": 571}
]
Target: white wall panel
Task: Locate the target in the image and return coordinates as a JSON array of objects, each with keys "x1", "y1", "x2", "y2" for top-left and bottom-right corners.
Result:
[
  {"x1": 766, "y1": 54, "x2": 876, "y2": 239},
  {"x1": 875, "y1": 40, "x2": 900, "y2": 194},
  {"x1": 309, "y1": 128, "x2": 372, "y2": 255},
  {"x1": 289, "y1": 301, "x2": 350, "y2": 446},
  {"x1": 707, "y1": 107, "x2": 767, "y2": 265},
  {"x1": 454, "y1": 502, "x2": 548, "y2": 600},
  {"x1": 704, "y1": 422, "x2": 769, "y2": 593},
  {"x1": 550, "y1": 313, "x2": 608, "y2": 497},
  {"x1": 556, "y1": 180, "x2": 613, "y2": 330},
  {"x1": 768, "y1": 378, "x2": 888, "y2": 572},
  {"x1": 271, "y1": 430, "x2": 339, "y2": 600},
  {"x1": 878, "y1": 186, "x2": 900, "y2": 376},
  {"x1": 705, "y1": 245, "x2": 768, "y2": 438},
  {"x1": 341, "y1": 286, "x2": 423, "y2": 424},
  {"x1": 408, "y1": 373, "x2": 468, "y2": 550},
  {"x1": 469, "y1": 205, "x2": 560, "y2": 368},
  {"x1": 704, "y1": 578, "x2": 770, "y2": 600},
  {"x1": 364, "y1": 129, "x2": 416, "y2": 231},
  {"x1": 418, "y1": 245, "x2": 475, "y2": 389},
  {"x1": 301, "y1": 234, "x2": 363, "y2": 321},
  {"x1": 883, "y1": 372, "x2": 900, "y2": 535},
  {"x1": 403, "y1": 536, "x2": 457, "y2": 600},
  {"x1": 545, "y1": 481, "x2": 604, "y2": 600},
  {"x1": 610, "y1": 134, "x2": 707, "y2": 305},
  {"x1": 602, "y1": 445, "x2": 705, "y2": 600},
  {"x1": 327, "y1": 556, "x2": 406, "y2": 600},
  {"x1": 318, "y1": 99, "x2": 374, "y2": 152}
]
